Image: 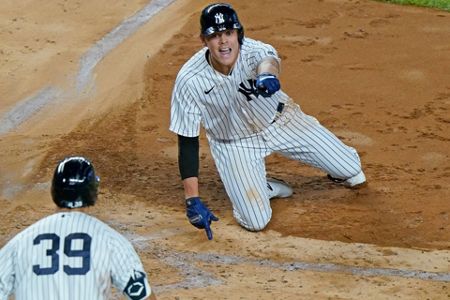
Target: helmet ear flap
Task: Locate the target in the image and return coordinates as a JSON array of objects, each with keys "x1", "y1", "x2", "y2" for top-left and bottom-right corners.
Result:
[{"x1": 238, "y1": 28, "x2": 244, "y2": 45}]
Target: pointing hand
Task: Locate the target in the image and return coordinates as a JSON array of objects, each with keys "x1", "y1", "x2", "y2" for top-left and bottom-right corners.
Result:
[
  {"x1": 186, "y1": 197, "x2": 219, "y2": 240},
  {"x1": 256, "y1": 73, "x2": 280, "y2": 97}
]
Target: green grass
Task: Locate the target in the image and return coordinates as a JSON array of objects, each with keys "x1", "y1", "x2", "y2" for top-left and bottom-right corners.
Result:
[{"x1": 375, "y1": 0, "x2": 450, "y2": 11}]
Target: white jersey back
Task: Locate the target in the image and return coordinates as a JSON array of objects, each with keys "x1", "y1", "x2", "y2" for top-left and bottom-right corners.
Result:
[
  {"x1": 170, "y1": 37, "x2": 291, "y2": 140},
  {"x1": 0, "y1": 211, "x2": 150, "y2": 300}
]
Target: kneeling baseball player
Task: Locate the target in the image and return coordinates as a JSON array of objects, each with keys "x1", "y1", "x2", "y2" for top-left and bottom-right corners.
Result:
[{"x1": 170, "y1": 3, "x2": 366, "y2": 240}]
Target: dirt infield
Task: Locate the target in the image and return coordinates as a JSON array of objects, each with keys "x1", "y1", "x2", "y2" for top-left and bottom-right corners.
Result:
[{"x1": 1, "y1": 0, "x2": 449, "y2": 299}]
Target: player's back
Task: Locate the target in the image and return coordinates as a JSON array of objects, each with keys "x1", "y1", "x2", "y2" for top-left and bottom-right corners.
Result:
[{"x1": 6, "y1": 211, "x2": 125, "y2": 300}]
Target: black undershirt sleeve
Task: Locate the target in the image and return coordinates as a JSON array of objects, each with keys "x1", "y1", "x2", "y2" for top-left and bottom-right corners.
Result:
[{"x1": 178, "y1": 135, "x2": 199, "y2": 180}]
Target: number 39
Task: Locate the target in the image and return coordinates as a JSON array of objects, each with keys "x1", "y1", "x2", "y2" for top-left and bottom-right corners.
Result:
[{"x1": 32, "y1": 233, "x2": 92, "y2": 276}]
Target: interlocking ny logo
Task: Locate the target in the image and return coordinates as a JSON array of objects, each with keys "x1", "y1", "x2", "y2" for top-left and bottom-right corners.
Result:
[
  {"x1": 215, "y1": 13, "x2": 225, "y2": 24},
  {"x1": 238, "y1": 79, "x2": 258, "y2": 101}
]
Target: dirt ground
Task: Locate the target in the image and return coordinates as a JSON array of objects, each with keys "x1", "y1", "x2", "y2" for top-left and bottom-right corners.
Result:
[{"x1": 1, "y1": 0, "x2": 449, "y2": 299}]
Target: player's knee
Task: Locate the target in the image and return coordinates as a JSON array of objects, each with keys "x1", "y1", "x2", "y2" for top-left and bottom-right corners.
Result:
[
  {"x1": 346, "y1": 163, "x2": 363, "y2": 179},
  {"x1": 231, "y1": 194, "x2": 272, "y2": 231},
  {"x1": 240, "y1": 220, "x2": 270, "y2": 232},
  {"x1": 236, "y1": 215, "x2": 271, "y2": 232},
  {"x1": 336, "y1": 148, "x2": 364, "y2": 179},
  {"x1": 331, "y1": 165, "x2": 363, "y2": 181}
]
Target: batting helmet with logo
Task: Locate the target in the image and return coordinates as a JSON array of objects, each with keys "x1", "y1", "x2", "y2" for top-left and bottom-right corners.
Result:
[{"x1": 200, "y1": 3, "x2": 244, "y2": 44}]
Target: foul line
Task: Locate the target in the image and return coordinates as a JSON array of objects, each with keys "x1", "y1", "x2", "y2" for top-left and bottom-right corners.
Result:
[
  {"x1": 152, "y1": 249, "x2": 450, "y2": 293},
  {"x1": 76, "y1": 0, "x2": 176, "y2": 93},
  {"x1": 192, "y1": 252, "x2": 450, "y2": 282},
  {"x1": 124, "y1": 232, "x2": 450, "y2": 294},
  {"x1": 0, "y1": 0, "x2": 176, "y2": 135}
]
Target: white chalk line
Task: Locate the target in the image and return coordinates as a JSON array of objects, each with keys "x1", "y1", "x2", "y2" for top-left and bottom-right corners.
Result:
[
  {"x1": 152, "y1": 250, "x2": 450, "y2": 292},
  {"x1": 0, "y1": 86, "x2": 62, "y2": 135},
  {"x1": 124, "y1": 232, "x2": 450, "y2": 295},
  {"x1": 0, "y1": 0, "x2": 176, "y2": 135},
  {"x1": 124, "y1": 229, "x2": 223, "y2": 294},
  {"x1": 0, "y1": 0, "x2": 176, "y2": 200},
  {"x1": 76, "y1": 0, "x2": 176, "y2": 93},
  {"x1": 191, "y1": 252, "x2": 450, "y2": 282}
]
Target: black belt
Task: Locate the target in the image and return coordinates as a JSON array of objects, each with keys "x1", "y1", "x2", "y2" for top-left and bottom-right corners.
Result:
[
  {"x1": 271, "y1": 102, "x2": 285, "y2": 123},
  {"x1": 277, "y1": 102, "x2": 285, "y2": 113}
]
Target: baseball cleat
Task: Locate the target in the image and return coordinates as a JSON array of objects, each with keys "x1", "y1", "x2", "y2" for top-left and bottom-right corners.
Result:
[
  {"x1": 327, "y1": 171, "x2": 366, "y2": 188},
  {"x1": 267, "y1": 177, "x2": 293, "y2": 199}
]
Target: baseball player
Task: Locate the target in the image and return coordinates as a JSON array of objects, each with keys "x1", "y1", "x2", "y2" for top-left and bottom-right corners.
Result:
[
  {"x1": 170, "y1": 3, "x2": 366, "y2": 239},
  {"x1": 0, "y1": 156, "x2": 156, "y2": 300}
]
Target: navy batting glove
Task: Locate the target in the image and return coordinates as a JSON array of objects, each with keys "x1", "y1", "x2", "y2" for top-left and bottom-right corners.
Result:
[
  {"x1": 256, "y1": 73, "x2": 280, "y2": 97},
  {"x1": 186, "y1": 197, "x2": 219, "y2": 240}
]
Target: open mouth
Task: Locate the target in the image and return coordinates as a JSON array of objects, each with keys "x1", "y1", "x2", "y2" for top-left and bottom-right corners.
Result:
[{"x1": 219, "y1": 48, "x2": 231, "y2": 56}]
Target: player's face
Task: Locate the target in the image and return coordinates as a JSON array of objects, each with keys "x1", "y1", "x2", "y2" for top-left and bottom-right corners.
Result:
[{"x1": 203, "y1": 29, "x2": 239, "y2": 75}]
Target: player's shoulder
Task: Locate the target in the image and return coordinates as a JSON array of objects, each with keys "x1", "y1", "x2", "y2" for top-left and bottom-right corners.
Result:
[
  {"x1": 37, "y1": 212, "x2": 114, "y2": 235},
  {"x1": 241, "y1": 37, "x2": 277, "y2": 55},
  {"x1": 68, "y1": 212, "x2": 116, "y2": 232},
  {"x1": 1, "y1": 212, "x2": 63, "y2": 245},
  {"x1": 242, "y1": 37, "x2": 273, "y2": 48},
  {"x1": 20, "y1": 212, "x2": 63, "y2": 231},
  {"x1": 45, "y1": 211, "x2": 100, "y2": 224},
  {"x1": 61, "y1": 212, "x2": 129, "y2": 243},
  {"x1": 177, "y1": 47, "x2": 208, "y2": 79}
]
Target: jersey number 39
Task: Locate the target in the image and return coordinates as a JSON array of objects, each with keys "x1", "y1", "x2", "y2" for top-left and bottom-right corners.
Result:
[{"x1": 32, "y1": 233, "x2": 92, "y2": 276}]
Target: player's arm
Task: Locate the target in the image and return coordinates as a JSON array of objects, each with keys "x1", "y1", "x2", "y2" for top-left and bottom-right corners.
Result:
[
  {"x1": 183, "y1": 177, "x2": 199, "y2": 198},
  {"x1": 178, "y1": 135, "x2": 218, "y2": 240},
  {"x1": 0, "y1": 240, "x2": 16, "y2": 299},
  {"x1": 255, "y1": 56, "x2": 281, "y2": 97},
  {"x1": 123, "y1": 271, "x2": 153, "y2": 300},
  {"x1": 257, "y1": 56, "x2": 280, "y2": 77},
  {"x1": 110, "y1": 234, "x2": 153, "y2": 300},
  {"x1": 178, "y1": 134, "x2": 200, "y2": 197}
]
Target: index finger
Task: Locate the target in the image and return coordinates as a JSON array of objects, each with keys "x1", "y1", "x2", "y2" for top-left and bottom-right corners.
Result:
[{"x1": 204, "y1": 222, "x2": 214, "y2": 240}]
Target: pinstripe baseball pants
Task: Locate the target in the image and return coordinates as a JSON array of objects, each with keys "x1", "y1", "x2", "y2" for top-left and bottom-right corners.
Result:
[{"x1": 208, "y1": 101, "x2": 363, "y2": 231}]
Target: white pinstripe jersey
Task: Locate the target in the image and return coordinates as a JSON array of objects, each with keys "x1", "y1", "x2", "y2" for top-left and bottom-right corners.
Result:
[
  {"x1": 0, "y1": 211, "x2": 151, "y2": 300},
  {"x1": 170, "y1": 38, "x2": 291, "y2": 140}
]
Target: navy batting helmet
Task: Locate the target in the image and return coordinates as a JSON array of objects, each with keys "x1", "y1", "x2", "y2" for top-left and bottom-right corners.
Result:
[
  {"x1": 200, "y1": 3, "x2": 244, "y2": 44},
  {"x1": 51, "y1": 156, "x2": 99, "y2": 209}
]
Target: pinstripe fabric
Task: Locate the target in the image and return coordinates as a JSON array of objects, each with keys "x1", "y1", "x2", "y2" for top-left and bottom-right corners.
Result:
[
  {"x1": 0, "y1": 212, "x2": 151, "y2": 300},
  {"x1": 170, "y1": 37, "x2": 364, "y2": 231},
  {"x1": 208, "y1": 102, "x2": 362, "y2": 230},
  {"x1": 170, "y1": 38, "x2": 290, "y2": 140}
]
